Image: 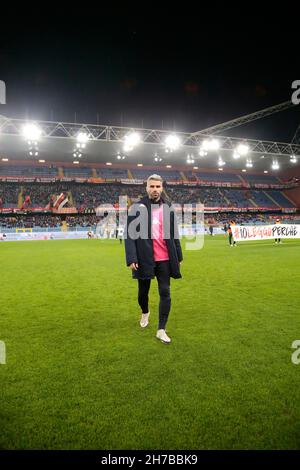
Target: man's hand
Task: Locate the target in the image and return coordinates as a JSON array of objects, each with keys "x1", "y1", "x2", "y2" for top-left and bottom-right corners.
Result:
[{"x1": 130, "y1": 263, "x2": 139, "y2": 271}]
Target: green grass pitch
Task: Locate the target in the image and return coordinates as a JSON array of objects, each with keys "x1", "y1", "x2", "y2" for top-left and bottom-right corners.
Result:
[{"x1": 0, "y1": 236, "x2": 300, "y2": 449}]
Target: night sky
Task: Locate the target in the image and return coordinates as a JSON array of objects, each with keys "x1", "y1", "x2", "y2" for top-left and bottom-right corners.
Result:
[{"x1": 1, "y1": 8, "x2": 299, "y2": 142}]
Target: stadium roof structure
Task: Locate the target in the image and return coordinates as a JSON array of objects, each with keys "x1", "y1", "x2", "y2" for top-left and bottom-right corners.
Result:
[{"x1": 0, "y1": 105, "x2": 300, "y2": 172}]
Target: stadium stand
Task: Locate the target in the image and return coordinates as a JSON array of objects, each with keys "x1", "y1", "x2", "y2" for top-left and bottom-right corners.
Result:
[
  {"x1": 63, "y1": 167, "x2": 93, "y2": 178},
  {"x1": 248, "y1": 190, "x2": 277, "y2": 208},
  {"x1": 96, "y1": 168, "x2": 128, "y2": 179},
  {"x1": 266, "y1": 190, "x2": 295, "y2": 208},
  {"x1": 0, "y1": 165, "x2": 57, "y2": 178},
  {"x1": 242, "y1": 174, "x2": 281, "y2": 184},
  {"x1": 0, "y1": 183, "x2": 19, "y2": 208},
  {"x1": 196, "y1": 171, "x2": 241, "y2": 183},
  {"x1": 131, "y1": 169, "x2": 181, "y2": 181}
]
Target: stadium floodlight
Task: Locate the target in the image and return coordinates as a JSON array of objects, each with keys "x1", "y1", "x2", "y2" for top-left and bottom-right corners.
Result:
[
  {"x1": 193, "y1": 166, "x2": 198, "y2": 170},
  {"x1": 38, "y1": 159, "x2": 45, "y2": 163},
  {"x1": 76, "y1": 132, "x2": 89, "y2": 149},
  {"x1": 290, "y1": 154, "x2": 297, "y2": 163},
  {"x1": 165, "y1": 134, "x2": 180, "y2": 152},
  {"x1": 22, "y1": 123, "x2": 42, "y2": 142},
  {"x1": 1, "y1": 158, "x2": 8, "y2": 161},
  {"x1": 137, "y1": 163, "x2": 143, "y2": 167},
  {"x1": 202, "y1": 138, "x2": 220, "y2": 152},
  {"x1": 236, "y1": 143, "x2": 249, "y2": 156},
  {"x1": 242, "y1": 169, "x2": 247, "y2": 172},
  {"x1": 246, "y1": 159, "x2": 253, "y2": 168},
  {"x1": 166, "y1": 165, "x2": 172, "y2": 168},
  {"x1": 264, "y1": 170, "x2": 268, "y2": 173},
  {"x1": 218, "y1": 156, "x2": 225, "y2": 167},
  {"x1": 272, "y1": 160, "x2": 280, "y2": 170},
  {"x1": 123, "y1": 132, "x2": 141, "y2": 152},
  {"x1": 187, "y1": 154, "x2": 195, "y2": 164},
  {"x1": 117, "y1": 151, "x2": 126, "y2": 160},
  {"x1": 199, "y1": 149, "x2": 208, "y2": 157},
  {"x1": 154, "y1": 152, "x2": 162, "y2": 162},
  {"x1": 73, "y1": 161, "x2": 79, "y2": 164},
  {"x1": 233, "y1": 151, "x2": 241, "y2": 159}
]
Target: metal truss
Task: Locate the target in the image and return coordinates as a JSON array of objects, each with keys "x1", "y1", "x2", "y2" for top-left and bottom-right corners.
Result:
[
  {"x1": 1, "y1": 115, "x2": 300, "y2": 157},
  {"x1": 292, "y1": 123, "x2": 300, "y2": 145},
  {"x1": 191, "y1": 100, "x2": 296, "y2": 136}
]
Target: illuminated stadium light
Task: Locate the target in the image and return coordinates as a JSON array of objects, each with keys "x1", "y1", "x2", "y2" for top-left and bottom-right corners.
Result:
[
  {"x1": 202, "y1": 138, "x2": 220, "y2": 152},
  {"x1": 246, "y1": 159, "x2": 253, "y2": 168},
  {"x1": 154, "y1": 152, "x2": 163, "y2": 162},
  {"x1": 106, "y1": 162, "x2": 112, "y2": 166},
  {"x1": 272, "y1": 160, "x2": 280, "y2": 170},
  {"x1": 22, "y1": 123, "x2": 42, "y2": 142},
  {"x1": 236, "y1": 143, "x2": 249, "y2": 156},
  {"x1": 242, "y1": 169, "x2": 247, "y2": 172},
  {"x1": 187, "y1": 154, "x2": 195, "y2": 164},
  {"x1": 217, "y1": 156, "x2": 225, "y2": 167},
  {"x1": 1, "y1": 158, "x2": 8, "y2": 161},
  {"x1": 193, "y1": 166, "x2": 198, "y2": 170},
  {"x1": 264, "y1": 170, "x2": 268, "y2": 173},
  {"x1": 164, "y1": 134, "x2": 180, "y2": 152},
  {"x1": 77, "y1": 132, "x2": 89, "y2": 145},
  {"x1": 290, "y1": 154, "x2": 297, "y2": 163},
  {"x1": 233, "y1": 151, "x2": 241, "y2": 159},
  {"x1": 137, "y1": 163, "x2": 143, "y2": 167},
  {"x1": 218, "y1": 168, "x2": 223, "y2": 171},
  {"x1": 73, "y1": 161, "x2": 79, "y2": 164},
  {"x1": 166, "y1": 165, "x2": 172, "y2": 168},
  {"x1": 35, "y1": 152, "x2": 39, "y2": 157},
  {"x1": 199, "y1": 149, "x2": 208, "y2": 157},
  {"x1": 117, "y1": 152, "x2": 126, "y2": 160},
  {"x1": 73, "y1": 148, "x2": 82, "y2": 159},
  {"x1": 123, "y1": 132, "x2": 141, "y2": 152},
  {"x1": 38, "y1": 159, "x2": 45, "y2": 163}
]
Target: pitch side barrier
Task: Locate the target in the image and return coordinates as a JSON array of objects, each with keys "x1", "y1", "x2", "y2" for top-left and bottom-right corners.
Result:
[{"x1": 232, "y1": 224, "x2": 300, "y2": 241}]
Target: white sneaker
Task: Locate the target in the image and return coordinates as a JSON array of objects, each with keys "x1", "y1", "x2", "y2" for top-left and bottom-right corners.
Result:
[
  {"x1": 140, "y1": 312, "x2": 150, "y2": 328},
  {"x1": 156, "y1": 329, "x2": 171, "y2": 344}
]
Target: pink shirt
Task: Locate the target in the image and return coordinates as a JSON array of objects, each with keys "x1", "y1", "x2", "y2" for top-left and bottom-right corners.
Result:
[{"x1": 151, "y1": 204, "x2": 169, "y2": 262}]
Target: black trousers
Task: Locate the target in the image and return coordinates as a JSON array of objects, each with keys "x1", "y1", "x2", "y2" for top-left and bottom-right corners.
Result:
[
  {"x1": 138, "y1": 261, "x2": 171, "y2": 330},
  {"x1": 229, "y1": 233, "x2": 236, "y2": 245}
]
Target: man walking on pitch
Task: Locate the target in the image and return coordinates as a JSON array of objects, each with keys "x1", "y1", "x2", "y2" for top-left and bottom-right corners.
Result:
[
  {"x1": 228, "y1": 220, "x2": 237, "y2": 247},
  {"x1": 125, "y1": 175, "x2": 183, "y2": 344}
]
